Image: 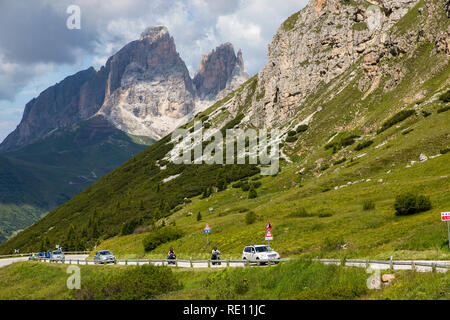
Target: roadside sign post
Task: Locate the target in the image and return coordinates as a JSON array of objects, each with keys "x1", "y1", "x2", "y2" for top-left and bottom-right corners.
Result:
[
  {"x1": 265, "y1": 221, "x2": 273, "y2": 247},
  {"x1": 265, "y1": 229, "x2": 273, "y2": 247},
  {"x1": 442, "y1": 212, "x2": 450, "y2": 250},
  {"x1": 203, "y1": 223, "x2": 211, "y2": 247}
]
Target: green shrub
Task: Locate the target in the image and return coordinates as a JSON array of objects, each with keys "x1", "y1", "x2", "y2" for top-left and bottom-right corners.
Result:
[
  {"x1": 394, "y1": 193, "x2": 432, "y2": 216},
  {"x1": 320, "y1": 164, "x2": 330, "y2": 171},
  {"x1": 377, "y1": 110, "x2": 416, "y2": 134},
  {"x1": 437, "y1": 105, "x2": 450, "y2": 113},
  {"x1": 252, "y1": 181, "x2": 262, "y2": 188},
  {"x1": 362, "y1": 200, "x2": 375, "y2": 211},
  {"x1": 325, "y1": 134, "x2": 359, "y2": 151},
  {"x1": 143, "y1": 226, "x2": 184, "y2": 252},
  {"x1": 296, "y1": 124, "x2": 308, "y2": 133},
  {"x1": 232, "y1": 181, "x2": 243, "y2": 188},
  {"x1": 421, "y1": 110, "x2": 431, "y2": 117},
  {"x1": 440, "y1": 148, "x2": 450, "y2": 155},
  {"x1": 317, "y1": 208, "x2": 333, "y2": 218},
  {"x1": 196, "y1": 212, "x2": 202, "y2": 221},
  {"x1": 285, "y1": 136, "x2": 297, "y2": 143},
  {"x1": 333, "y1": 158, "x2": 346, "y2": 165},
  {"x1": 248, "y1": 184, "x2": 257, "y2": 199},
  {"x1": 321, "y1": 235, "x2": 345, "y2": 251},
  {"x1": 439, "y1": 89, "x2": 450, "y2": 103},
  {"x1": 240, "y1": 183, "x2": 250, "y2": 191},
  {"x1": 121, "y1": 218, "x2": 142, "y2": 235},
  {"x1": 354, "y1": 140, "x2": 373, "y2": 151},
  {"x1": 287, "y1": 130, "x2": 297, "y2": 136},
  {"x1": 74, "y1": 265, "x2": 181, "y2": 300},
  {"x1": 245, "y1": 211, "x2": 257, "y2": 225},
  {"x1": 288, "y1": 208, "x2": 313, "y2": 218}
]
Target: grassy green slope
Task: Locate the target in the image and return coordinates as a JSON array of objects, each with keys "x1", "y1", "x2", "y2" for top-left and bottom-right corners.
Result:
[
  {"x1": 0, "y1": 116, "x2": 151, "y2": 242},
  {"x1": 0, "y1": 261, "x2": 447, "y2": 300}
]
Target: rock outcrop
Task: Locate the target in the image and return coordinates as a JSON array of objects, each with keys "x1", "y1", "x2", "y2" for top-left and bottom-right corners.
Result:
[
  {"x1": 0, "y1": 67, "x2": 99, "y2": 151},
  {"x1": 247, "y1": 0, "x2": 423, "y2": 128},
  {"x1": 194, "y1": 43, "x2": 249, "y2": 101},
  {"x1": 98, "y1": 26, "x2": 197, "y2": 140}
]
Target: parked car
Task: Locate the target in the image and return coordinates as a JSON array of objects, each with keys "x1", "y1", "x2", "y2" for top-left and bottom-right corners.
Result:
[
  {"x1": 50, "y1": 250, "x2": 65, "y2": 262},
  {"x1": 242, "y1": 245, "x2": 280, "y2": 264},
  {"x1": 93, "y1": 250, "x2": 116, "y2": 264}
]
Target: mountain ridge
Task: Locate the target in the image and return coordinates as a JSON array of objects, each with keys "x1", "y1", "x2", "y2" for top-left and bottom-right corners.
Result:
[{"x1": 0, "y1": 26, "x2": 249, "y2": 151}]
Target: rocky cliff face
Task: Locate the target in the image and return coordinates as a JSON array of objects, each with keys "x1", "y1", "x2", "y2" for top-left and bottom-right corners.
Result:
[
  {"x1": 194, "y1": 43, "x2": 249, "y2": 101},
  {"x1": 246, "y1": 0, "x2": 426, "y2": 128},
  {"x1": 219, "y1": 0, "x2": 448, "y2": 131},
  {"x1": 0, "y1": 67, "x2": 99, "y2": 151},
  {"x1": 1, "y1": 26, "x2": 248, "y2": 149},
  {"x1": 97, "y1": 26, "x2": 197, "y2": 140}
]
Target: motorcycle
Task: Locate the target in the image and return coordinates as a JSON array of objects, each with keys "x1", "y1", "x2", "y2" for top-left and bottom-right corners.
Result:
[
  {"x1": 211, "y1": 252, "x2": 221, "y2": 265},
  {"x1": 167, "y1": 252, "x2": 176, "y2": 265}
]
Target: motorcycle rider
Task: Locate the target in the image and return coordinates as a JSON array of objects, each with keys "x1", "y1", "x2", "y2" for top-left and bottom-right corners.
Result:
[
  {"x1": 211, "y1": 246, "x2": 221, "y2": 264},
  {"x1": 167, "y1": 247, "x2": 176, "y2": 259}
]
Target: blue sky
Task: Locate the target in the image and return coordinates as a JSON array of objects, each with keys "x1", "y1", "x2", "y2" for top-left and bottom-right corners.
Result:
[{"x1": 0, "y1": 0, "x2": 308, "y2": 143}]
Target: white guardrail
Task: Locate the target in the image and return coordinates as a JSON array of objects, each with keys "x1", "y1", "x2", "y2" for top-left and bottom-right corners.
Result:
[
  {"x1": 32, "y1": 257, "x2": 450, "y2": 271},
  {"x1": 35, "y1": 258, "x2": 290, "y2": 267},
  {"x1": 0, "y1": 251, "x2": 90, "y2": 259}
]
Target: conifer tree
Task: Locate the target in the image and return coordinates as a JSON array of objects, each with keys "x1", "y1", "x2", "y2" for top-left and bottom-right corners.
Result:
[{"x1": 248, "y1": 184, "x2": 258, "y2": 199}]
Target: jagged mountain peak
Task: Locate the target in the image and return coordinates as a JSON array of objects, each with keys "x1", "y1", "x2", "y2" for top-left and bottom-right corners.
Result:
[
  {"x1": 194, "y1": 42, "x2": 249, "y2": 100},
  {"x1": 140, "y1": 25, "x2": 170, "y2": 41}
]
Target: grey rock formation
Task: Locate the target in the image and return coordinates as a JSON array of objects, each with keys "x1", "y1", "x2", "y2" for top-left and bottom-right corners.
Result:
[
  {"x1": 98, "y1": 26, "x2": 197, "y2": 140},
  {"x1": 194, "y1": 43, "x2": 249, "y2": 101},
  {"x1": 248, "y1": 0, "x2": 422, "y2": 128},
  {"x1": 0, "y1": 67, "x2": 98, "y2": 152}
]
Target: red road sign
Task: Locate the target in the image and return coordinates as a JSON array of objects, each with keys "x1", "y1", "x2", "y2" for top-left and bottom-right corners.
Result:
[
  {"x1": 265, "y1": 229, "x2": 273, "y2": 240},
  {"x1": 265, "y1": 221, "x2": 272, "y2": 230},
  {"x1": 204, "y1": 224, "x2": 211, "y2": 233},
  {"x1": 441, "y1": 212, "x2": 450, "y2": 221}
]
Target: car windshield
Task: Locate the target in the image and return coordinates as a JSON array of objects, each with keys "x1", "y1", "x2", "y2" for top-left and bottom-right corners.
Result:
[
  {"x1": 100, "y1": 251, "x2": 111, "y2": 255},
  {"x1": 255, "y1": 246, "x2": 268, "y2": 252},
  {"x1": 52, "y1": 251, "x2": 61, "y2": 254}
]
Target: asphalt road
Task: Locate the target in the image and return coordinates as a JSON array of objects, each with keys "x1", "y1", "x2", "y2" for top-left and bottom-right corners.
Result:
[
  {"x1": 0, "y1": 255, "x2": 89, "y2": 268},
  {"x1": 1, "y1": 255, "x2": 449, "y2": 273}
]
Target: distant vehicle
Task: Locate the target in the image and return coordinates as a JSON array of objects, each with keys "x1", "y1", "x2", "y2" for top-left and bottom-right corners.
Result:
[
  {"x1": 93, "y1": 250, "x2": 116, "y2": 264},
  {"x1": 242, "y1": 245, "x2": 280, "y2": 265},
  {"x1": 28, "y1": 252, "x2": 46, "y2": 260},
  {"x1": 50, "y1": 250, "x2": 65, "y2": 262},
  {"x1": 167, "y1": 248, "x2": 176, "y2": 265}
]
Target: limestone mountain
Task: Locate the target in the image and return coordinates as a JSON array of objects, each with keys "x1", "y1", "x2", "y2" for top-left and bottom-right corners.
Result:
[
  {"x1": 193, "y1": 42, "x2": 249, "y2": 101},
  {"x1": 0, "y1": 67, "x2": 102, "y2": 152}
]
